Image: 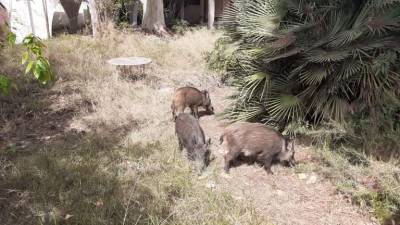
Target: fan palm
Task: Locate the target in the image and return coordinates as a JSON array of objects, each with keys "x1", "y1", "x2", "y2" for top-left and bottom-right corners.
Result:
[{"x1": 213, "y1": 0, "x2": 400, "y2": 133}]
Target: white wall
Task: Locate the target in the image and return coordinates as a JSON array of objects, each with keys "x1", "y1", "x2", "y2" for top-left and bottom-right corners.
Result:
[{"x1": 0, "y1": 0, "x2": 88, "y2": 43}]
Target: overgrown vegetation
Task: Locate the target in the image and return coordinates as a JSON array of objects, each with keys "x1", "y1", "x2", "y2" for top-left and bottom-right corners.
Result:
[
  {"x1": 0, "y1": 33, "x2": 53, "y2": 96},
  {"x1": 0, "y1": 28, "x2": 266, "y2": 225},
  {"x1": 208, "y1": 0, "x2": 400, "y2": 138},
  {"x1": 207, "y1": 0, "x2": 400, "y2": 223},
  {"x1": 0, "y1": 132, "x2": 263, "y2": 225}
]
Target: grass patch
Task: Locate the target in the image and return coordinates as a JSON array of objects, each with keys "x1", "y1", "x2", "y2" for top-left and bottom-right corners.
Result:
[
  {"x1": 0, "y1": 27, "x2": 264, "y2": 225},
  {"x1": 0, "y1": 131, "x2": 265, "y2": 225},
  {"x1": 315, "y1": 146, "x2": 400, "y2": 224}
]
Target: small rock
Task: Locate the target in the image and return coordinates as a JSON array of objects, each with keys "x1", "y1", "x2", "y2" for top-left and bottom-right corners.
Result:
[
  {"x1": 206, "y1": 180, "x2": 216, "y2": 189},
  {"x1": 276, "y1": 189, "x2": 285, "y2": 196},
  {"x1": 306, "y1": 175, "x2": 318, "y2": 184},
  {"x1": 64, "y1": 214, "x2": 73, "y2": 220},
  {"x1": 298, "y1": 173, "x2": 307, "y2": 180},
  {"x1": 220, "y1": 172, "x2": 232, "y2": 179},
  {"x1": 95, "y1": 200, "x2": 104, "y2": 208},
  {"x1": 44, "y1": 136, "x2": 51, "y2": 141}
]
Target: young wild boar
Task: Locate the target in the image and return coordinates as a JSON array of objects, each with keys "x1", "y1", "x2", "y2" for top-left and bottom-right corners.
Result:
[
  {"x1": 171, "y1": 86, "x2": 214, "y2": 120},
  {"x1": 220, "y1": 122, "x2": 295, "y2": 174},
  {"x1": 175, "y1": 113, "x2": 212, "y2": 173}
]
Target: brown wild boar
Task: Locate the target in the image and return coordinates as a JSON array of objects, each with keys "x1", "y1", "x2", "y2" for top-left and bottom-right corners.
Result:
[
  {"x1": 175, "y1": 113, "x2": 211, "y2": 173},
  {"x1": 220, "y1": 122, "x2": 295, "y2": 174},
  {"x1": 171, "y1": 86, "x2": 214, "y2": 120}
]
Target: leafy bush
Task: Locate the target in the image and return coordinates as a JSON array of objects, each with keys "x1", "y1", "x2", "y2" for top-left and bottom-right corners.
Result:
[
  {"x1": 0, "y1": 34, "x2": 53, "y2": 96},
  {"x1": 171, "y1": 19, "x2": 190, "y2": 35},
  {"x1": 21, "y1": 34, "x2": 54, "y2": 84},
  {"x1": 209, "y1": 0, "x2": 400, "y2": 135}
]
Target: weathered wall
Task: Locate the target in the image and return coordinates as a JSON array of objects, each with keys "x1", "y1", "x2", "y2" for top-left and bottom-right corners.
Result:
[
  {"x1": 184, "y1": 0, "x2": 231, "y2": 24},
  {"x1": 0, "y1": 3, "x2": 7, "y2": 40},
  {"x1": 0, "y1": 0, "x2": 88, "y2": 43},
  {"x1": 0, "y1": 0, "x2": 54, "y2": 42},
  {"x1": 184, "y1": 5, "x2": 201, "y2": 23}
]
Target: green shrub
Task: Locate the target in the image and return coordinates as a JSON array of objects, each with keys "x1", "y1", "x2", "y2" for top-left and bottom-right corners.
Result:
[{"x1": 209, "y1": 0, "x2": 400, "y2": 134}]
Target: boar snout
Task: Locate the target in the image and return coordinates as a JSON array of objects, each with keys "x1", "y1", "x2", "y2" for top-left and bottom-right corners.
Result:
[{"x1": 207, "y1": 105, "x2": 214, "y2": 114}]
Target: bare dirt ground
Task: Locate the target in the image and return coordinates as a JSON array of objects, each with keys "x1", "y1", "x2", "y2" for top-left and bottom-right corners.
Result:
[{"x1": 194, "y1": 83, "x2": 378, "y2": 225}]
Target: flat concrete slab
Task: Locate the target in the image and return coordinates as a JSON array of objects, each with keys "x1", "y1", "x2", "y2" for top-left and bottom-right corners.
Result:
[
  {"x1": 107, "y1": 57, "x2": 152, "y2": 66},
  {"x1": 108, "y1": 57, "x2": 152, "y2": 81}
]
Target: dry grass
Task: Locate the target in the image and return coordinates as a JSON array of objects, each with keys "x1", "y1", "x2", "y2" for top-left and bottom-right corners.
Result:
[
  {"x1": 309, "y1": 147, "x2": 400, "y2": 224},
  {"x1": 45, "y1": 27, "x2": 220, "y2": 131},
  {"x1": 0, "y1": 27, "x2": 266, "y2": 225}
]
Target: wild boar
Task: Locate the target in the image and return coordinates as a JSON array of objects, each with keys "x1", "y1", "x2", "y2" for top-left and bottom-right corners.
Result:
[
  {"x1": 175, "y1": 113, "x2": 212, "y2": 173},
  {"x1": 220, "y1": 122, "x2": 295, "y2": 174},
  {"x1": 171, "y1": 86, "x2": 214, "y2": 120}
]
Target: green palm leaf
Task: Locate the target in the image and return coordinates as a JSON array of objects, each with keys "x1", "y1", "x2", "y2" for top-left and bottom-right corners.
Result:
[
  {"x1": 299, "y1": 65, "x2": 328, "y2": 85},
  {"x1": 212, "y1": 0, "x2": 400, "y2": 132},
  {"x1": 267, "y1": 94, "x2": 302, "y2": 122},
  {"x1": 306, "y1": 49, "x2": 350, "y2": 63}
]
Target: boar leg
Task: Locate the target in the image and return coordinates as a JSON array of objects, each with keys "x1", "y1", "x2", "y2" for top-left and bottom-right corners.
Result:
[
  {"x1": 178, "y1": 138, "x2": 183, "y2": 151},
  {"x1": 262, "y1": 156, "x2": 274, "y2": 174},
  {"x1": 190, "y1": 106, "x2": 199, "y2": 119},
  {"x1": 172, "y1": 111, "x2": 176, "y2": 121},
  {"x1": 224, "y1": 148, "x2": 241, "y2": 173},
  {"x1": 187, "y1": 149, "x2": 196, "y2": 161}
]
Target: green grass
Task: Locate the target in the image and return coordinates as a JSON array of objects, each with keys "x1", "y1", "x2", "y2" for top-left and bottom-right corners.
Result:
[{"x1": 0, "y1": 130, "x2": 265, "y2": 225}]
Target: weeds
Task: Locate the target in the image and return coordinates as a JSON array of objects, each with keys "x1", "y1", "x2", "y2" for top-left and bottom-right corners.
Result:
[
  {"x1": 0, "y1": 28, "x2": 263, "y2": 225},
  {"x1": 315, "y1": 146, "x2": 400, "y2": 224}
]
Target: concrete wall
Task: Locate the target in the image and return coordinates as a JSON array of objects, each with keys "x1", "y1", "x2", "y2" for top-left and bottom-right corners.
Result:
[
  {"x1": 0, "y1": 3, "x2": 7, "y2": 40},
  {"x1": 52, "y1": 2, "x2": 89, "y2": 32},
  {"x1": 1, "y1": 0, "x2": 55, "y2": 43},
  {"x1": 0, "y1": 0, "x2": 88, "y2": 43},
  {"x1": 184, "y1": 0, "x2": 231, "y2": 23},
  {"x1": 184, "y1": 5, "x2": 201, "y2": 24}
]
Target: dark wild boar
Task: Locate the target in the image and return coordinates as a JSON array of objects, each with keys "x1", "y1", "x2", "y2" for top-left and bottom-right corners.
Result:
[
  {"x1": 171, "y1": 86, "x2": 214, "y2": 120},
  {"x1": 220, "y1": 122, "x2": 295, "y2": 174},
  {"x1": 175, "y1": 113, "x2": 211, "y2": 173}
]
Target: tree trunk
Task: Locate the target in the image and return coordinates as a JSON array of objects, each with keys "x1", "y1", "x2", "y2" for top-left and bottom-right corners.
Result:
[
  {"x1": 130, "y1": 1, "x2": 139, "y2": 26},
  {"x1": 59, "y1": 0, "x2": 81, "y2": 33},
  {"x1": 207, "y1": 0, "x2": 214, "y2": 29},
  {"x1": 179, "y1": 0, "x2": 184, "y2": 20},
  {"x1": 139, "y1": 0, "x2": 147, "y2": 16},
  {"x1": 87, "y1": 0, "x2": 100, "y2": 37},
  {"x1": 140, "y1": 0, "x2": 168, "y2": 36},
  {"x1": 200, "y1": 0, "x2": 205, "y2": 23}
]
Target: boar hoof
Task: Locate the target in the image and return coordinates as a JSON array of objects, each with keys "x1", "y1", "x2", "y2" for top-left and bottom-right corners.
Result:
[
  {"x1": 224, "y1": 167, "x2": 230, "y2": 174},
  {"x1": 265, "y1": 168, "x2": 273, "y2": 175}
]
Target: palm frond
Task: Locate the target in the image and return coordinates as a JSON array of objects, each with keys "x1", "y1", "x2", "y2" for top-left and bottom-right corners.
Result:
[
  {"x1": 299, "y1": 65, "x2": 328, "y2": 85},
  {"x1": 306, "y1": 49, "x2": 350, "y2": 63},
  {"x1": 212, "y1": 0, "x2": 400, "y2": 132},
  {"x1": 266, "y1": 94, "x2": 302, "y2": 122}
]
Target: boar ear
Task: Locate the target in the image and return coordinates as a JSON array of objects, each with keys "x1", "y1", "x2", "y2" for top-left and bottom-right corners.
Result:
[{"x1": 207, "y1": 138, "x2": 211, "y2": 146}]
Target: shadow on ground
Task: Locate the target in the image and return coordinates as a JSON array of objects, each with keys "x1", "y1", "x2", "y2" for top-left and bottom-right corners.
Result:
[{"x1": 0, "y1": 125, "x2": 174, "y2": 225}]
